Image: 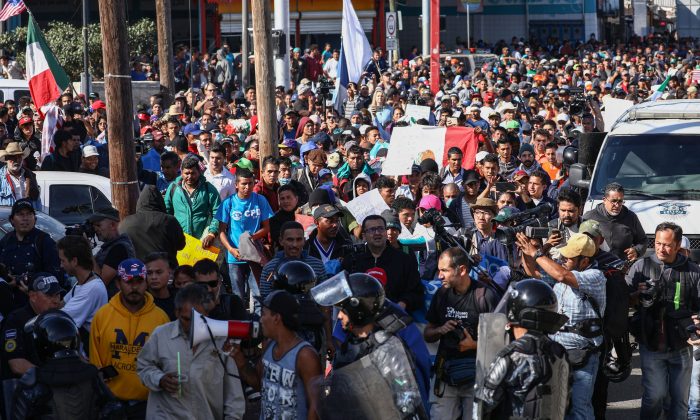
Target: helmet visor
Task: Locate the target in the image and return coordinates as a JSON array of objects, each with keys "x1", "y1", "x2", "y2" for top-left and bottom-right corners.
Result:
[{"x1": 310, "y1": 271, "x2": 353, "y2": 307}]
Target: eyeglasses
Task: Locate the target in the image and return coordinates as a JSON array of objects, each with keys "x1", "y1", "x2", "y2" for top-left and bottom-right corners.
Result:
[
  {"x1": 199, "y1": 280, "x2": 220, "y2": 288},
  {"x1": 605, "y1": 198, "x2": 624, "y2": 205},
  {"x1": 364, "y1": 226, "x2": 386, "y2": 234}
]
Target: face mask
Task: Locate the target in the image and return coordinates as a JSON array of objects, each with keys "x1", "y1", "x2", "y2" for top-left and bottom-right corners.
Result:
[
  {"x1": 445, "y1": 198, "x2": 454, "y2": 208},
  {"x1": 279, "y1": 177, "x2": 291, "y2": 186},
  {"x1": 352, "y1": 123, "x2": 361, "y2": 128}
]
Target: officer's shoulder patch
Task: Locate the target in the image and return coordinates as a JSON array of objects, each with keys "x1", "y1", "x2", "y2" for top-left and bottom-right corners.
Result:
[
  {"x1": 4, "y1": 329, "x2": 17, "y2": 339},
  {"x1": 5, "y1": 339, "x2": 17, "y2": 353}
]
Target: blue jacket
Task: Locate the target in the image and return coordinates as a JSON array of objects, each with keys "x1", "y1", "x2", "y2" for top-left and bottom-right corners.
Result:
[{"x1": 0, "y1": 165, "x2": 41, "y2": 209}]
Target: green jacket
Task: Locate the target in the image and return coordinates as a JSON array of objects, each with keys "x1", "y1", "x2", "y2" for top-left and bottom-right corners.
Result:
[{"x1": 164, "y1": 176, "x2": 221, "y2": 238}]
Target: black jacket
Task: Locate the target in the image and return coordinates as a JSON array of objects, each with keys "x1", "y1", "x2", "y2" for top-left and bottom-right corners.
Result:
[
  {"x1": 341, "y1": 243, "x2": 425, "y2": 312},
  {"x1": 583, "y1": 203, "x2": 646, "y2": 261},
  {"x1": 119, "y1": 185, "x2": 186, "y2": 267}
]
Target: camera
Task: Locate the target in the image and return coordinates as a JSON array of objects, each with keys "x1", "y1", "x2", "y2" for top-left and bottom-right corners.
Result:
[
  {"x1": 342, "y1": 243, "x2": 366, "y2": 254},
  {"x1": 451, "y1": 319, "x2": 477, "y2": 342},
  {"x1": 639, "y1": 279, "x2": 661, "y2": 308},
  {"x1": 65, "y1": 221, "x2": 96, "y2": 238},
  {"x1": 568, "y1": 88, "x2": 589, "y2": 116},
  {"x1": 417, "y1": 208, "x2": 445, "y2": 229},
  {"x1": 687, "y1": 323, "x2": 700, "y2": 361},
  {"x1": 494, "y1": 204, "x2": 552, "y2": 245}
]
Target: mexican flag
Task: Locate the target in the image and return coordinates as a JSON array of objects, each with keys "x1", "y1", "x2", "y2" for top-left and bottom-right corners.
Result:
[
  {"x1": 381, "y1": 126, "x2": 481, "y2": 176},
  {"x1": 26, "y1": 15, "x2": 70, "y2": 111}
]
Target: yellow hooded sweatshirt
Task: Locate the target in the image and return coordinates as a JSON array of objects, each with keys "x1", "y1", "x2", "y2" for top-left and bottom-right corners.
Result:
[{"x1": 90, "y1": 292, "x2": 169, "y2": 401}]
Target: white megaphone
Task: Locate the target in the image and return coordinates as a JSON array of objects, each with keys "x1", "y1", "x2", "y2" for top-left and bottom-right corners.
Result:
[{"x1": 189, "y1": 308, "x2": 261, "y2": 348}]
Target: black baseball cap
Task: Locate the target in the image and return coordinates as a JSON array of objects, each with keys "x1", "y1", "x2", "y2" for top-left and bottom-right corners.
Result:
[
  {"x1": 10, "y1": 199, "x2": 35, "y2": 218},
  {"x1": 260, "y1": 290, "x2": 300, "y2": 330},
  {"x1": 313, "y1": 204, "x2": 341, "y2": 220},
  {"x1": 30, "y1": 273, "x2": 62, "y2": 295},
  {"x1": 88, "y1": 207, "x2": 120, "y2": 223}
]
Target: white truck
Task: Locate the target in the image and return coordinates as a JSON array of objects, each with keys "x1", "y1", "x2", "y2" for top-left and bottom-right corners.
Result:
[{"x1": 571, "y1": 100, "x2": 700, "y2": 259}]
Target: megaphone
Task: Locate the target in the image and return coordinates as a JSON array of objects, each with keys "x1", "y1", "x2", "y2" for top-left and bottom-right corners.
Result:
[{"x1": 189, "y1": 308, "x2": 261, "y2": 348}]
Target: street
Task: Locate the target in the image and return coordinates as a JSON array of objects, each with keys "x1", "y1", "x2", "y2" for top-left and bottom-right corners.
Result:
[{"x1": 608, "y1": 350, "x2": 642, "y2": 419}]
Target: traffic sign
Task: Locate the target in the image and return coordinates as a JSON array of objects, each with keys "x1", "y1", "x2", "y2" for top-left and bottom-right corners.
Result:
[
  {"x1": 386, "y1": 37, "x2": 397, "y2": 50},
  {"x1": 386, "y1": 12, "x2": 397, "y2": 38}
]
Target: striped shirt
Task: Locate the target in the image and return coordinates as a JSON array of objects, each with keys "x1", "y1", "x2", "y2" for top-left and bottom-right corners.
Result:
[{"x1": 259, "y1": 252, "x2": 327, "y2": 299}]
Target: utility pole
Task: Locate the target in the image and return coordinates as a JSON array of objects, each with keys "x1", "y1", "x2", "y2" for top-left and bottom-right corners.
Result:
[
  {"x1": 97, "y1": 0, "x2": 139, "y2": 217},
  {"x1": 251, "y1": 0, "x2": 278, "y2": 158},
  {"x1": 241, "y1": 0, "x2": 249, "y2": 89},
  {"x1": 156, "y1": 0, "x2": 175, "y2": 107},
  {"x1": 81, "y1": 0, "x2": 90, "y2": 96}
]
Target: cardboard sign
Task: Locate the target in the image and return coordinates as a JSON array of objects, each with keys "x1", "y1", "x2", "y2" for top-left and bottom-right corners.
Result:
[
  {"x1": 177, "y1": 233, "x2": 220, "y2": 266},
  {"x1": 405, "y1": 104, "x2": 431, "y2": 121},
  {"x1": 345, "y1": 188, "x2": 390, "y2": 224}
]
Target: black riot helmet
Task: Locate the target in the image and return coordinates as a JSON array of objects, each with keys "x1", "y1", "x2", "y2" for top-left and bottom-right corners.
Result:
[
  {"x1": 506, "y1": 279, "x2": 568, "y2": 334},
  {"x1": 562, "y1": 145, "x2": 578, "y2": 169},
  {"x1": 310, "y1": 272, "x2": 385, "y2": 327},
  {"x1": 272, "y1": 261, "x2": 317, "y2": 295},
  {"x1": 29, "y1": 309, "x2": 80, "y2": 363}
]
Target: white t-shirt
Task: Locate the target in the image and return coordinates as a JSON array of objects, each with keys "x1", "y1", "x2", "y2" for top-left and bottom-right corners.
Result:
[
  {"x1": 62, "y1": 275, "x2": 108, "y2": 332},
  {"x1": 8, "y1": 172, "x2": 25, "y2": 200},
  {"x1": 205, "y1": 167, "x2": 236, "y2": 200}
]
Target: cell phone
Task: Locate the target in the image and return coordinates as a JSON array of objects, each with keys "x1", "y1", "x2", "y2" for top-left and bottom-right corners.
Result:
[
  {"x1": 495, "y1": 182, "x2": 517, "y2": 192},
  {"x1": 100, "y1": 365, "x2": 119, "y2": 380}
]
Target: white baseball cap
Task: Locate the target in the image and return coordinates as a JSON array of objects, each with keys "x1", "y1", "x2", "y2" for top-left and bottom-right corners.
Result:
[
  {"x1": 556, "y1": 113, "x2": 570, "y2": 122},
  {"x1": 82, "y1": 145, "x2": 99, "y2": 158},
  {"x1": 475, "y1": 151, "x2": 489, "y2": 163}
]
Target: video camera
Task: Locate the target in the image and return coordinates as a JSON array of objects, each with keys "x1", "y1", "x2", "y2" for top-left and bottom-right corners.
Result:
[
  {"x1": 316, "y1": 77, "x2": 335, "y2": 105},
  {"x1": 494, "y1": 204, "x2": 552, "y2": 245},
  {"x1": 568, "y1": 87, "x2": 589, "y2": 116},
  {"x1": 417, "y1": 208, "x2": 445, "y2": 230},
  {"x1": 65, "y1": 221, "x2": 96, "y2": 239}
]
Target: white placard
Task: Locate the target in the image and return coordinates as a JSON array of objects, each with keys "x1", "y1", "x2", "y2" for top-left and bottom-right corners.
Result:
[
  {"x1": 345, "y1": 188, "x2": 390, "y2": 224},
  {"x1": 404, "y1": 104, "x2": 431, "y2": 121},
  {"x1": 381, "y1": 126, "x2": 447, "y2": 176}
]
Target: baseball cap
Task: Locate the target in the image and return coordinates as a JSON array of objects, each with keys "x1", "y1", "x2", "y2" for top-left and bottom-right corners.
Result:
[
  {"x1": 82, "y1": 145, "x2": 99, "y2": 158},
  {"x1": 88, "y1": 207, "x2": 120, "y2": 223},
  {"x1": 91, "y1": 100, "x2": 106, "y2": 111},
  {"x1": 504, "y1": 120, "x2": 520, "y2": 130},
  {"x1": 559, "y1": 233, "x2": 596, "y2": 258},
  {"x1": 18, "y1": 116, "x2": 32, "y2": 126},
  {"x1": 475, "y1": 150, "x2": 489, "y2": 163},
  {"x1": 317, "y1": 168, "x2": 332, "y2": 179},
  {"x1": 381, "y1": 209, "x2": 401, "y2": 231},
  {"x1": 462, "y1": 169, "x2": 480, "y2": 185},
  {"x1": 30, "y1": 273, "x2": 62, "y2": 295},
  {"x1": 10, "y1": 197, "x2": 33, "y2": 216},
  {"x1": 681, "y1": 235, "x2": 691, "y2": 251},
  {"x1": 494, "y1": 206, "x2": 520, "y2": 223},
  {"x1": 183, "y1": 123, "x2": 202, "y2": 136},
  {"x1": 418, "y1": 194, "x2": 442, "y2": 212},
  {"x1": 313, "y1": 204, "x2": 341, "y2": 220},
  {"x1": 578, "y1": 219, "x2": 603, "y2": 239},
  {"x1": 117, "y1": 258, "x2": 147, "y2": 282},
  {"x1": 137, "y1": 112, "x2": 150, "y2": 121},
  {"x1": 260, "y1": 290, "x2": 300, "y2": 330}
]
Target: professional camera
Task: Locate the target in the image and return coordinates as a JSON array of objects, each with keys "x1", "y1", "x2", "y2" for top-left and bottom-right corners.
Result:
[
  {"x1": 639, "y1": 279, "x2": 662, "y2": 308},
  {"x1": 316, "y1": 77, "x2": 335, "y2": 102},
  {"x1": 568, "y1": 87, "x2": 589, "y2": 116},
  {"x1": 494, "y1": 204, "x2": 552, "y2": 245},
  {"x1": 65, "y1": 221, "x2": 96, "y2": 239},
  {"x1": 417, "y1": 208, "x2": 445, "y2": 229}
]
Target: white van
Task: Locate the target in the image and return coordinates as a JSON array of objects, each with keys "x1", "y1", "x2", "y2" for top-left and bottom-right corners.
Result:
[
  {"x1": 574, "y1": 100, "x2": 700, "y2": 259},
  {"x1": 0, "y1": 79, "x2": 30, "y2": 104},
  {"x1": 34, "y1": 171, "x2": 112, "y2": 226}
]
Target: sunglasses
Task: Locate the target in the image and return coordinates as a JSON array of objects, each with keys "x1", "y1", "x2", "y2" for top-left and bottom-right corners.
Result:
[{"x1": 199, "y1": 280, "x2": 219, "y2": 288}]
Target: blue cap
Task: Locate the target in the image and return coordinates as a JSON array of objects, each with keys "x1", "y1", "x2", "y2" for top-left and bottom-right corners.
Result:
[
  {"x1": 318, "y1": 168, "x2": 332, "y2": 179},
  {"x1": 117, "y1": 258, "x2": 147, "y2": 282},
  {"x1": 183, "y1": 123, "x2": 202, "y2": 136}
]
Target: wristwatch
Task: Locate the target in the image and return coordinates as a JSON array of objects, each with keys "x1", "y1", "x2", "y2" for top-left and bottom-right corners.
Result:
[{"x1": 533, "y1": 249, "x2": 546, "y2": 260}]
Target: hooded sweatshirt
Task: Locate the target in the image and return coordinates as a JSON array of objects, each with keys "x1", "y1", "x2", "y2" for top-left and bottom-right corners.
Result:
[
  {"x1": 120, "y1": 186, "x2": 186, "y2": 267},
  {"x1": 351, "y1": 172, "x2": 373, "y2": 200},
  {"x1": 89, "y1": 292, "x2": 169, "y2": 401},
  {"x1": 583, "y1": 202, "x2": 647, "y2": 260}
]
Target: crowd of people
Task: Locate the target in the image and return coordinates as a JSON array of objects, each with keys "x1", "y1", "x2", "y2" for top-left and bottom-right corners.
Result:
[{"x1": 0, "y1": 30, "x2": 699, "y2": 419}]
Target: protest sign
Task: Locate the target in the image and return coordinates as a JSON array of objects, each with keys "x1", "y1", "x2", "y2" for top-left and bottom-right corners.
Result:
[
  {"x1": 177, "y1": 233, "x2": 220, "y2": 266},
  {"x1": 405, "y1": 104, "x2": 431, "y2": 121},
  {"x1": 345, "y1": 188, "x2": 390, "y2": 224}
]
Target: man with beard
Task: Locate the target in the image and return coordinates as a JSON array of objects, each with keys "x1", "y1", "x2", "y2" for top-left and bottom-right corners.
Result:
[
  {"x1": 546, "y1": 189, "x2": 583, "y2": 258},
  {"x1": 90, "y1": 258, "x2": 169, "y2": 419},
  {"x1": 516, "y1": 143, "x2": 541, "y2": 176},
  {"x1": 0, "y1": 142, "x2": 41, "y2": 207},
  {"x1": 583, "y1": 182, "x2": 646, "y2": 262},
  {"x1": 89, "y1": 207, "x2": 136, "y2": 297}
]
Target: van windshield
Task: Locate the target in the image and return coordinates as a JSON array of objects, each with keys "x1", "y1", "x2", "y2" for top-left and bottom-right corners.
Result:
[{"x1": 590, "y1": 134, "x2": 700, "y2": 199}]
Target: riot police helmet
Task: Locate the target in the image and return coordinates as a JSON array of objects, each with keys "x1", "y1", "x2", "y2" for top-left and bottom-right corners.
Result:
[
  {"x1": 310, "y1": 271, "x2": 385, "y2": 327},
  {"x1": 272, "y1": 261, "x2": 317, "y2": 294},
  {"x1": 506, "y1": 279, "x2": 568, "y2": 334},
  {"x1": 30, "y1": 309, "x2": 81, "y2": 362}
]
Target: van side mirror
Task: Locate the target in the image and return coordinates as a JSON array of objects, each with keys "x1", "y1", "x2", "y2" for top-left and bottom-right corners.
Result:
[{"x1": 568, "y1": 163, "x2": 590, "y2": 189}]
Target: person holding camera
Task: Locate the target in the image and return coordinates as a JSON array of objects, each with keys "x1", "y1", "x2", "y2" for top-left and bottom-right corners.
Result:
[
  {"x1": 625, "y1": 222, "x2": 700, "y2": 420},
  {"x1": 341, "y1": 215, "x2": 424, "y2": 312},
  {"x1": 517, "y1": 232, "x2": 606, "y2": 420},
  {"x1": 424, "y1": 248, "x2": 500, "y2": 419},
  {"x1": 137, "y1": 284, "x2": 245, "y2": 420},
  {"x1": 89, "y1": 258, "x2": 169, "y2": 420},
  {"x1": 89, "y1": 207, "x2": 136, "y2": 297}
]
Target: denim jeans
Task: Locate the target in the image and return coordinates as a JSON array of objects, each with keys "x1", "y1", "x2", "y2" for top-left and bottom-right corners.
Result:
[
  {"x1": 639, "y1": 344, "x2": 692, "y2": 420},
  {"x1": 566, "y1": 351, "x2": 599, "y2": 420},
  {"x1": 689, "y1": 349, "x2": 700, "y2": 420},
  {"x1": 228, "y1": 263, "x2": 252, "y2": 301}
]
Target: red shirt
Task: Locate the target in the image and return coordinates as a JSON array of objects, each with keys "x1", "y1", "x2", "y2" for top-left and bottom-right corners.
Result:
[{"x1": 253, "y1": 180, "x2": 279, "y2": 212}]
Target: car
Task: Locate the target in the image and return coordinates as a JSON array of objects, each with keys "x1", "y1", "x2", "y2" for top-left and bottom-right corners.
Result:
[
  {"x1": 0, "y1": 79, "x2": 30, "y2": 104},
  {"x1": 33, "y1": 171, "x2": 112, "y2": 226},
  {"x1": 570, "y1": 100, "x2": 700, "y2": 260},
  {"x1": 0, "y1": 206, "x2": 66, "y2": 242}
]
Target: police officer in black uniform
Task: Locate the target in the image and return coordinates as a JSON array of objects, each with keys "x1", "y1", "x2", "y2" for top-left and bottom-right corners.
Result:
[
  {"x1": 11, "y1": 310, "x2": 123, "y2": 420},
  {"x1": 476, "y1": 279, "x2": 570, "y2": 420},
  {"x1": 312, "y1": 272, "x2": 427, "y2": 420},
  {"x1": 271, "y1": 261, "x2": 327, "y2": 357},
  {"x1": 2, "y1": 274, "x2": 62, "y2": 380}
]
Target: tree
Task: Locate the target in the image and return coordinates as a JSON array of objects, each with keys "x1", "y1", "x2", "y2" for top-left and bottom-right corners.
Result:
[{"x1": 0, "y1": 18, "x2": 156, "y2": 81}]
